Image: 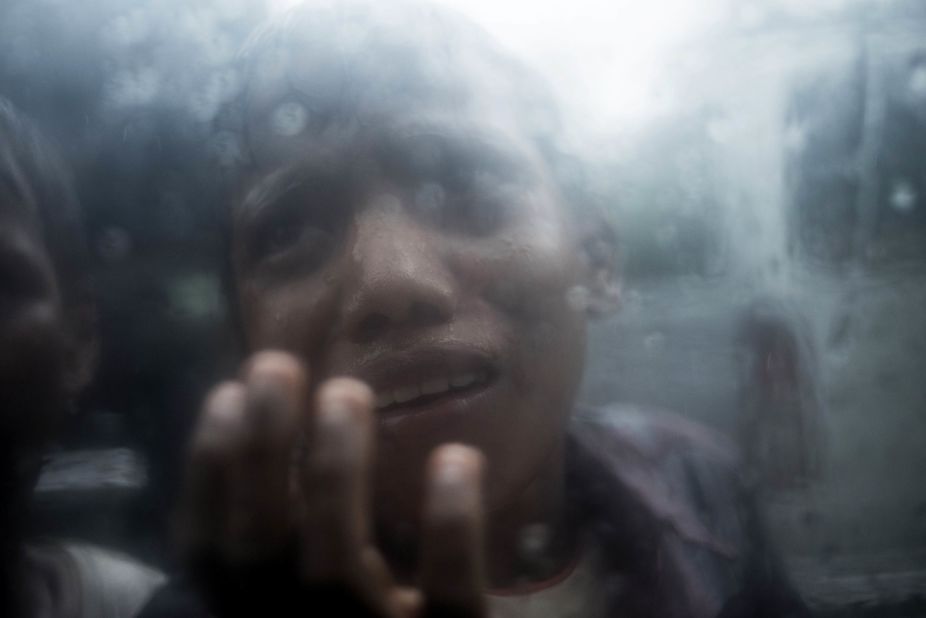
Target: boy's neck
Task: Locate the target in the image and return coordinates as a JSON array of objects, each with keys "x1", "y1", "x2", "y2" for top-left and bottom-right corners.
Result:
[{"x1": 484, "y1": 438, "x2": 577, "y2": 589}]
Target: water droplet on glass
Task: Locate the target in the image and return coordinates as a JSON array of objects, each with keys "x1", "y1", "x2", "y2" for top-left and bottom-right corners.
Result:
[
  {"x1": 784, "y1": 124, "x2": 806, "y2": 152},
  {"x1": 518, "y1": 523, "x2": 552, "y2": 562},
  {"x1": 270, "y1": 100, "x2": 308, "y2": 137},
  {"x1": 909, "y1": 64, "x2": 926, "y2": 99},
  {"x1": 889, "y1": 179, "x2": 917, "y2": 213}
]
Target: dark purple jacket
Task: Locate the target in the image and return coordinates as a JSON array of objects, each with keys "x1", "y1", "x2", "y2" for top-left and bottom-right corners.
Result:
[{"x1": 568, "y1": 404, "x2": 808, "y2": 617}]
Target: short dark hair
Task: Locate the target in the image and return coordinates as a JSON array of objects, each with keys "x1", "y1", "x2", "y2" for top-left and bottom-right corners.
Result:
[
  {"x1": 220, "y1": 0, "x2": 602, "y2": 222},
  {"x1": 0, "y1": 96, "x2": 90, "y2": 306},
  {"x1": 237, "y1": 3, "x2": 556, "y2": 153}
]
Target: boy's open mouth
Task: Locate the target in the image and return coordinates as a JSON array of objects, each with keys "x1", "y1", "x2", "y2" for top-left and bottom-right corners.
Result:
[
  {"x1": 352, "y1": 346, "x2": 500, "y2": 416},
  {"x1": 375, "y1": 367, "x2": 495, "y2": 411}
]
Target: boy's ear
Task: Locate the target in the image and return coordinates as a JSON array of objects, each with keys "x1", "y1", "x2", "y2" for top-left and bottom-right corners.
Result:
[{"x1": 577, "y1": 213, "x2": 621, "y2": 318}]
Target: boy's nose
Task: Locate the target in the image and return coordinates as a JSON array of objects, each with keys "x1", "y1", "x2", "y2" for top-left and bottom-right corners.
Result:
[{"x1": 341, "y1": 196, "x2": 456, "y2": 343}]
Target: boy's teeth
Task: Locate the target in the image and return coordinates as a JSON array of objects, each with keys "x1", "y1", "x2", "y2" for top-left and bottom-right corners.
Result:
[
  {"x1": 421, "y1": 376, "x2": 450, "y2": 395},
  {"x1": 450, "y1": 372, "x2": 476, "y2": 388},
  {"x1": 376, "y1": 371, "x2": 489, "y2": 409}
]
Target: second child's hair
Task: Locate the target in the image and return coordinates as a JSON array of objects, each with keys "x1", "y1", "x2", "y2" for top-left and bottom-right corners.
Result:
[{"x1": 0, "y1": 96, "x2": 91, "y2": 308}]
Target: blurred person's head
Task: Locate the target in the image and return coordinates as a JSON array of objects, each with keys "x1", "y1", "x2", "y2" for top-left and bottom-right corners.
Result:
[
  {"x1": 223, "y1": 0, "x2": 619, "y2": 542},
  {"x1": 0, "y1": 97, "x2": 95, "y2": 504}
]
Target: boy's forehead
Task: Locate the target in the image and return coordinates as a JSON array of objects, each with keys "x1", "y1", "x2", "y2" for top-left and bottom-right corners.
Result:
[
  {"x1": 245, "y1": 101, "x2": 540, "y2": 175},
  {"x1": 236, "y1": 120, "x2": 550, "y2": 232}
]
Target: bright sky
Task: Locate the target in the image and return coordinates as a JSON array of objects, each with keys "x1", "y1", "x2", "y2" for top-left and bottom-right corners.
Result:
[
  {"x1": 430, "y1": 0, "x2": 729, "y2": 122},
  {"x1": 263, "y1": 0, "x2": 864, "y2": 131},
  {"x1": 263, "y1": 0, "x2": 728, "y2": 124}
]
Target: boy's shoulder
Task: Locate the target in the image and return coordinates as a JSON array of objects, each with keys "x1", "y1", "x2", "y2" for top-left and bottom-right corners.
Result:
[
  {"x1": 569, "y1": 404, "x2": 807, "y2": 617},
  {"x1": 572, "y1": 403, "x2": 740, "y2": 468},
  {"x1": 570, "y1": 403, "x2": 745, "y2": 556}
]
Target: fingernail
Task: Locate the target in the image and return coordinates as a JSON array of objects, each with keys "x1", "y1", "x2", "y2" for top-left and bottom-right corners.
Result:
[
  {"x1": 427, "y1": 446, "x2": 483, "y2": 521},
  {"x1": 431, "y1": 444, "x2": 482, "y2": 485},
  {"x1": 247, "y1": 350, "x2": 305, "y2": 386},
  {"x1": 434, "y1": 458, "x2": 469, "y2": 487},
  {"x1": 197, "y1": 382, "x2": 246, "y2": 449},
  {"x1": 317, "y1": 402, "x2": 353, "y2": 443},
  {"x1": 316, "y1": 377, "x2": 373, "y2": 417}
]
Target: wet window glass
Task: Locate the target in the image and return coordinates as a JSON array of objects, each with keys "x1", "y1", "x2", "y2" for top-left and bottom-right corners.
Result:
[{"x1": 1, "y1": 1, "x2": 924, "y2": 616}]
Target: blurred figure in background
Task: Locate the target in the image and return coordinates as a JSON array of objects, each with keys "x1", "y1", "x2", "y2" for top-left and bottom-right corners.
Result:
[
  {"x1": 0, "y1": 97, "x2": 163, "y2": 618},
  {"x1": 737, "y1": 299, "x2": 825, "y2": 493}
]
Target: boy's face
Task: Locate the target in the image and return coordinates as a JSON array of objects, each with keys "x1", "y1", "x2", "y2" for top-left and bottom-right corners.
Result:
[
  {"x1": 231, "y1": 89, "x2": 592, "y2": 525},
  {"x1": 0, "y1": 154, "x2": 68, "y2": 459}
]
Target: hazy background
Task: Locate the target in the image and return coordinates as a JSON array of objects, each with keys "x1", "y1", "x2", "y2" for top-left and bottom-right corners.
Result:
[{"x1": 2, "y1": 0, "x2": 925, "y2": 613}]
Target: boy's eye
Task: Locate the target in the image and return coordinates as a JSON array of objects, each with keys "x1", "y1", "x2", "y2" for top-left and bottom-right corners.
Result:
[
  {"x1": 251, "y1": 215, "x2": 335, "y2": 276},
  {"x1": 247, "y1": 186, "x2": 344, "y2": 276},
  {"x1": 258, "y1": 213, "x2": 305, "y2": 257}
]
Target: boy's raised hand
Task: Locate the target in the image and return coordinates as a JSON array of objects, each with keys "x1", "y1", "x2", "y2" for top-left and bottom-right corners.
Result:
[{"x1": 178, "y1": 351, "x2": 486, "y2": 618}]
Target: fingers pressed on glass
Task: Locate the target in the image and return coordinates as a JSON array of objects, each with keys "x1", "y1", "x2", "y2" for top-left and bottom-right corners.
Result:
[
  {"x1": 227, "y1": 351, "x2": 307, "y2": 562},
  {"x1": 301, "y1": 377, "x2": 375, "y2": 584},
  {"x1": 420, "y1": 444, "x2": 487, "y2": 618},
  {"x1": 181, "y1": 381, "x2": 247, "y2": 564}
]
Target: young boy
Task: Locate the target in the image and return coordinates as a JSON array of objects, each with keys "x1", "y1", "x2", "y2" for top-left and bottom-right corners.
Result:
[
  {"x1": 147, "y1": 2, "x2": 807, "y2": 616},
  {"x1": 0, "y1": 97, "x2": 164, "y2": 618}
]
